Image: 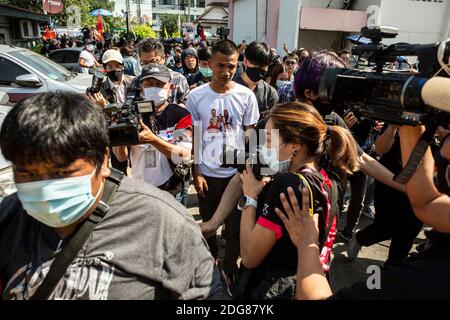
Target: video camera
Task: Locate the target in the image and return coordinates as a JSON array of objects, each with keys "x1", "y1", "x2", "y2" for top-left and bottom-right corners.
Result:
[
  {"x1": 103, "y1": 90, "x2": 155, "y2": 146},
  {"x1": 319, "y1": 26, "x2": 450, "y2": 183},
  {"x1": 319, "y1": 26, "x2": 450, "y2": 126}
]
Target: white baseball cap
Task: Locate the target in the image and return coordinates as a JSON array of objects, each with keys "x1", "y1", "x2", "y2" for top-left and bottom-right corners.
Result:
[{"x1": 102, "y1": 49, "x2": 124, "y2": 65}]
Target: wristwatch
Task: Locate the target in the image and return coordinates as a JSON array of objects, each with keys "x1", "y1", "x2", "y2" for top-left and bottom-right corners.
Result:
[{"x1": 237, "y1": 195, "x2": 258, "y2": 210}]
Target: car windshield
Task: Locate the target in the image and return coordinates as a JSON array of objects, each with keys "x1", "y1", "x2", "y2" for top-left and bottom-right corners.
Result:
[{"x1": 8, "y1": 50, "x2": 73, "y2": 82}]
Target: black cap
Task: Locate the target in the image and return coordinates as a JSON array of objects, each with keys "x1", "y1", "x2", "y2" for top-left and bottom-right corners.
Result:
[{"x1": 139, "y1": 63, "x2": 171, "y2": 83}]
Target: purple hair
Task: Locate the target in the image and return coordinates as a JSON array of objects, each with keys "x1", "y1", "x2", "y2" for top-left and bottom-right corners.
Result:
[{"x1": 293, "y1": 51, "x2": 346, "y2": 99}]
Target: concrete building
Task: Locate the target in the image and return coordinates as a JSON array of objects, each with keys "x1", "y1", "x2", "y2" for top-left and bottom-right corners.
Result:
[
  {"x1": 193, "y1": 1, "x2": 228, "y2": 36},
  {"x1": 228, "y1": 0, "x2": 450, "y2": 54},
  {"x1": 148, "y1": 0, "x2": 207, "y2": 32},
  {"x1": 0, "y1": 4, "x2": 49, "y2": 48}
]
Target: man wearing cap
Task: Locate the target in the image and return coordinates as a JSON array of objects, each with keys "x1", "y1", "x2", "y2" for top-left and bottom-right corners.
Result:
[
  {"x1": 113, "y1": 64, "x2": 193, "y2": 202},
  {"x1": 89, "y1": 49, "x2": 135, "y2": 175}
]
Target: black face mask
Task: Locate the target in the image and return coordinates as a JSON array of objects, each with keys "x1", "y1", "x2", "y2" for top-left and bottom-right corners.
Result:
[
  {"x1": 245, "y1": 67, "x2": 267, "y2": 82},
  {"x1": 107, "y1": 70, "x2": 124, "y2": 82}
]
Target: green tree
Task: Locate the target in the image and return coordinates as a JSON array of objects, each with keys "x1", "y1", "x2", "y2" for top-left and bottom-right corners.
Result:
[
  {"x1": 131, "y1": 24, "x2": 157, "y2": 40},
  {"x1": 159, "y1": 14, "x2": 178, "y2": 38}
]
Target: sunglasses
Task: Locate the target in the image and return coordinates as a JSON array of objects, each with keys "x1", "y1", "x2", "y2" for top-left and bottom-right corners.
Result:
[{"x1": 285, "y1": 60, "x2": 297, "y2": 65}]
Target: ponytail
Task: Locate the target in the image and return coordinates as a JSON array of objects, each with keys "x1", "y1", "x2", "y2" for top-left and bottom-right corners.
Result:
[{"x1": 327, "y1": 125, "x2": 359, "y2": 174}]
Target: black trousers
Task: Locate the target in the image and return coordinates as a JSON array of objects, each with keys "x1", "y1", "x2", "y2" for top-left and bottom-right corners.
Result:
[
  {"x1": 356, "y1": 181, "x2": 423, "y2": 264},
  {"x1": 343, "y1": 171, "x2": 368, "y2": 235},
  {"x1": 198, "y1": 175, "x2": 241, "y2": 274}
]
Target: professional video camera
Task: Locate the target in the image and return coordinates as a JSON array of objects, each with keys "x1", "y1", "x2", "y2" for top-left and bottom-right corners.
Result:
[
  {"x1": 86, "y1": 71, "x2": 106, "y2": 95},
  {"x1": 319, "y1": 26, "x2": 450, "y2": 126},
  {"x1": 103, "y1": 90, "x2": 155, "y2": 147},
  {"x1": 319, "y1": 26, "x2": 450, "y2": 183}
]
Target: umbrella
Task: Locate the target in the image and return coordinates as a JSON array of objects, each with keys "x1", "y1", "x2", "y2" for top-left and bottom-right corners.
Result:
[
  {"x1": 90, "y1": 9, "x2": 113, "y2": 16},
  {"x1": 346, "y1": 34, "x2": 372, "y2": 45}
]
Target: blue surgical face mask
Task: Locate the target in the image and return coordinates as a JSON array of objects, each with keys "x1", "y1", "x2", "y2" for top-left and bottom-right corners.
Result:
[
  {"x1": 259, "y1": 144, "x2": 292, "y2": 174},
  {"x1": 16, "y1": 167, "x2": 103, "y2": 228},
  {"x1": 199, "y1": 66, "x2": 213, "y2": 78}
]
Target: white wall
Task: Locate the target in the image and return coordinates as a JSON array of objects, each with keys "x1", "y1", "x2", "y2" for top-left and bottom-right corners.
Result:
[
  {"x1": 232, "y1": 0, "x2": 257, "y2": 43},
  {"x1": 277, "y1": 0, "x2": 301, "y2": 53},
  {"x1": 379, "y1": 0, "x2": 449, "y2": 44}
]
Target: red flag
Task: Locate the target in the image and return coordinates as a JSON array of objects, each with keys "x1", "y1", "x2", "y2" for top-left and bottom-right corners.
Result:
[
  {"x1": 96, "y1": 12, "x2": 104, "y2": 36},
  {"x1": 43, "y1": 25, "x2": 51, "y2": 40}
]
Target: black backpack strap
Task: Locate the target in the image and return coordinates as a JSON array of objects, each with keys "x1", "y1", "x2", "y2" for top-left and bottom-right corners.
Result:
[{"x1": 30, "y1": 169, "x2": 124, "y2": 300}]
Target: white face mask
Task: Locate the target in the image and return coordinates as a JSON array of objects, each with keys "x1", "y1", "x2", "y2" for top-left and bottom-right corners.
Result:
[
  {"x1": 276, "y1": 80, "x2": 291, "y2": 88},
  {"x1": 259, "y1": 144, "x2": 292, "y2": 174},
  {"x1": 143, "y1": 87, "x2": 169, "y2": 107}
]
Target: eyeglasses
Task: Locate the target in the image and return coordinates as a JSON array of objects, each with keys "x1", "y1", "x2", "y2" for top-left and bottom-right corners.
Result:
[{"x1": 285, "y1": 60, "x2": 297, "y2": 65}]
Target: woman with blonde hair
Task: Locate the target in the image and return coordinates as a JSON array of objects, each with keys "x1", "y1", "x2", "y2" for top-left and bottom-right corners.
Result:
[{"x1": 237, "y1": 101, "x2": 359, "y2": 299}]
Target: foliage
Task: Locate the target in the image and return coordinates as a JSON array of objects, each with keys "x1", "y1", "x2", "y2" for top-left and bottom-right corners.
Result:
[{"x1": 159, "y1": 14, "x2": 179, "y2": 38}]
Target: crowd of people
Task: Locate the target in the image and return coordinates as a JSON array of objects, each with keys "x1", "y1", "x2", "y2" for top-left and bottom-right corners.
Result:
[{"x1": 0, "y1": 32, "x2": 449, "y2": 301}]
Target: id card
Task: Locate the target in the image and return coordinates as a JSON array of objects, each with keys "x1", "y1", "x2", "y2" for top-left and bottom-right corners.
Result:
[{"x1": 145, "y1": 147, "x2": 157, "y2": 168}]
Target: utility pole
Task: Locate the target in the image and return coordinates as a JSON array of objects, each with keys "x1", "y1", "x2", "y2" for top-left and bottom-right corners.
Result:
[
  {"x1": 126, "y1": 0, "x2": 131, "y2": 34},
  {"x1": 188, "y1": 0, "x2": 191, "y2": 23},
  {"x1": 137, "y1": 0, "x2": 142, "y2": 25}
]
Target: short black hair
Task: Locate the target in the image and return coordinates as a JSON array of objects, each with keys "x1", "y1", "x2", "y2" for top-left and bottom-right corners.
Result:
[
  {"x1": 0, "y1": 92, "x2": 109, "y2": 169},
  {"x1": 138, "y1": 38, "x2": 165, "y2": 58},
  {"x1": 211, "y1": 39, "x2": 238, "y2": 57},
  {"x1": 197, "y1": 47, "x2": 211, "y2": 61},
  {"x1": 244, "y1": 41, "x2": 271, "y2": 67}
]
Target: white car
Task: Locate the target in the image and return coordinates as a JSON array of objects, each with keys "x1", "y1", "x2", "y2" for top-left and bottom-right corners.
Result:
[
  {"x1": 0, "y1": 44, "x2": 92, "y2": 105},
  {"x1": 0, "y1": 95, "x2": 15, "y2": 202}
]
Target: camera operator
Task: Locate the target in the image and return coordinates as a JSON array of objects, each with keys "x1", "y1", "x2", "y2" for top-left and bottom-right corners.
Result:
[
  {"x1": 274, "y1": 121, "x2": 450, "y2": 300},
  {"x1": 112, "y1": 64, "x2": 193, "y2": 202},
  {"x1": 236, "y1": 102, "x2": 358, "y2": 299},
  {"x1": 346, "y1": 124, "x2": 423, "y2": 264},
  {"x1": 89, "y1": 49, "x2": 135, "y2": 175},
  {"x1": 135, "y1": 39, "x2": 190, "y2": 105},
  {"x1": 0, "y1": 92, "x2": 221, "y2": 300}
]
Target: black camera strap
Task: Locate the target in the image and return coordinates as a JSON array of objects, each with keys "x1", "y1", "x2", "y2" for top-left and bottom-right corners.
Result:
[
  {"x1": 30, "y1": 169, "x2": 124, "y2": 300},
  {"x1": 394, "y1": 124, "x2": 438, "y2": 184}
]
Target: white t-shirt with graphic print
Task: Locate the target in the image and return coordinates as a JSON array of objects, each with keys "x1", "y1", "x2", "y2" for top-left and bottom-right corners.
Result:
[{"x1": 186, "y1": 82, "x2": 260, "y2": 178}]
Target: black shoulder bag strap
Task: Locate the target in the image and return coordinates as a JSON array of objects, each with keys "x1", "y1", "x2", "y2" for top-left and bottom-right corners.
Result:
[
  {"x1": 321, "y1": 178, "x2": 338, "y2": 249},
  {"x1": 30, "y1": 169, "x2": 124, "y2": 300}
]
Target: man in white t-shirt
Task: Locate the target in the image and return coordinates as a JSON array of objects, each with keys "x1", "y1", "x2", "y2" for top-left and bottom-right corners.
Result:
[
  {"x1": 78, "y1": 42, "x2": 100, "y2": 74},
  {"x1": 186, "y1": 39, "x2": 259, "y2": 289}
]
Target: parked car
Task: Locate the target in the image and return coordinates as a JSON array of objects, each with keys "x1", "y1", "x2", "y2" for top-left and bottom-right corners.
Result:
[
  {"x1": 0, "y1": 44, "x2": 92, "y2": 105},
  {"x1": 0, "y1": 95, "x2": 14, "y2": 203},
  {"x1": 48, "y1": 47, "x2": 83, "y2": 72}
]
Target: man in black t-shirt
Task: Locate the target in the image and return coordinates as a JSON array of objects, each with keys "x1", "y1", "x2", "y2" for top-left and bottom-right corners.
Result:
[{"x1": 234, "y1": 41, "x2": 279, "y2": 118}]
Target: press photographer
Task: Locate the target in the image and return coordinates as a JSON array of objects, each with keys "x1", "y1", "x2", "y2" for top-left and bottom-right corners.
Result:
[
  {"x1": 88, "y1": 49, "x2": 135, "y2": 175},
  {"x1": 274, "y1": 27, "x2": 450, "y2": 300},
  {"x1": 112, "y1": 64, "x2": 193, "y2": 202}
]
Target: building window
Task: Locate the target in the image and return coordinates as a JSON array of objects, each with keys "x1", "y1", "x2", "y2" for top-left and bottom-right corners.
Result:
[
  {"x1": 20, "y1": 20, "x2": 33, "y2": 38},
  {"x1": 198, "y1": 0, "x2": 205, "y2": 7}
]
